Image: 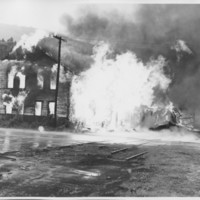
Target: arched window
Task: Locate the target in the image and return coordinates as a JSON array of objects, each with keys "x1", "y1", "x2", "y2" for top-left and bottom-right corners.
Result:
[
  {"x1": 8, "y1": 71, "x2": 25, "y2": 89},
  {"x1": 16, "y1": 72, "x2": 25, "y2": 89},
  {"x1": 8, "y1": 72, "x2": 15, "y2": 88},
  {"x1": 13, "y1": 75, "x2": 20, "y2": 89}
]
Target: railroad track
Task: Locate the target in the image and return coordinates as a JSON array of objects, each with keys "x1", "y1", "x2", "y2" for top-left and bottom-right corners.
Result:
[
  {"x1": 64, "y1": 141, "x2": 149, "y2": 162},
  {"x1": 61, "y1": 141, "x2": 149, "y2": 162},
  {"x1": 105, "y1": 142, "x2": 148, "y2": 162},
  {"x1": 0, "y1": 141, "x2": 149, "y2": 162}
]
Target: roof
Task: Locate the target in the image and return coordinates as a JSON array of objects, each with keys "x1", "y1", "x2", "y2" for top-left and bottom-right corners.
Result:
[{"x1": 37, "y1": 36, "x2": 94, "y2": 74}]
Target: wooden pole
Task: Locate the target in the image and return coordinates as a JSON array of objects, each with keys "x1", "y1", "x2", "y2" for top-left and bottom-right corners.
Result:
[{"x1": 53, "y1": 35, "x2": 65, "y2": 127}]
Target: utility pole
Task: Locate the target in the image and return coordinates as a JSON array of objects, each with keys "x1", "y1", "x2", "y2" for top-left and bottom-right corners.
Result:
[{"x1": 53, "y1": 35, "x2": 65, "y2": 127}]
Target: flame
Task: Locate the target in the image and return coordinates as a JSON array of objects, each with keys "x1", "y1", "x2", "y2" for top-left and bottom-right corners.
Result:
[
  {"x1": 8, "y1": 65, "x2": 26, "y2": 89},
  {"x1": 49, "y1": 102, "x2": 55, "y2": 115},
  {"x1": 2, "y1": 90, "x2": 28, "y2": 114},
  {"x1": 50, "y1": 64, "x2": 72, "y2": 89},
  {"x1": 37, "y1": 69, "x2": 44, "y2": 89},
  {"x1": 8, "y1": 65, "x2": 18, "y2": 88},
  {"x1": 16, "y1": 71, "x2": 26, "y2": 89},
  {"x1": 15, "y1": 91, "x2": 28, "y2": 114},
  {"x1": 70, "y1": 43, "x2": 171, "y2": 130},
  {"x1": 50, "y1": 64, "x2": 57, "y2": 90},
  {"x1": 12, "y1": 29, "x2": 49, "y2": 52}
]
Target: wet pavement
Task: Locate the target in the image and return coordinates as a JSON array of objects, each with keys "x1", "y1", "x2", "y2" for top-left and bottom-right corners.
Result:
[
  {"x1": 0, "y1": 128, "x2": 149, "y2": 197},
  {"x1": 0, "y1": 128, "x2": 153, "y2": 153},
  {"x1": 0, "y1": 128, "x2": 75, "y2": 153},
  {"x1": 0, "y1": 128, "x2": 200, "y2": 196},
  {"x1": 0, "y1": 127, "x2": 199, "y2": 153}
]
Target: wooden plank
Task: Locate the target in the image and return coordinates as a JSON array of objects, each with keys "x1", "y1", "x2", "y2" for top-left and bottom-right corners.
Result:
[
  {"x1": 125, "y1": 151, "x2": 148, "y2": 161},
  {"x1": 110, "y1": 142, "x2": 149, "y2": 155},
  {"x1": 111, "y1": 147, "x2": 129, "y2": 155}
]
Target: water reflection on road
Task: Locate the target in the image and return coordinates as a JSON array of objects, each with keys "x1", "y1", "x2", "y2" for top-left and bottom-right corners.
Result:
[
  {"x1": 0, "y1": 127, "x2": 199, "y2": 153},
  {"x1": 0, "y1": 128, "x2": 153, "y2": 153},
  {"x1": 0, "y1": 128, "x2": 74, "y2": 153}
]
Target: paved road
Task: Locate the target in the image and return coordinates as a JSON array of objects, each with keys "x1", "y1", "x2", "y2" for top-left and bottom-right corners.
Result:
[
  {"x1": 0, "y1": 128, "x2": 152, "y2": 153},
  {"x1": 0, "y1": 127, "x2": 199, "y2": 153},
  {"x1": 0, "y1": 128, "x2": 76, "y2": 153}
]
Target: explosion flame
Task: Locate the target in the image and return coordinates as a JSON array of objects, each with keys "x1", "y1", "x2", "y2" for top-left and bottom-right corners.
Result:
[{"x1": 71, "y1": 43, "x2": 171, "y2": 130}]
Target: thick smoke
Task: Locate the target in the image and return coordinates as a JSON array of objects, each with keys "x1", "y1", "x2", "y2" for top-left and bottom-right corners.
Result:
[{"x1": 61, "y1": 5, "x2": 200, "y2": 116}]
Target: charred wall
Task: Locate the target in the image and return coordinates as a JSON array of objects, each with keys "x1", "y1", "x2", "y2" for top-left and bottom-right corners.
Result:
[{"x1": 0, "y1": 57, "x2": 70, "y2": 119}]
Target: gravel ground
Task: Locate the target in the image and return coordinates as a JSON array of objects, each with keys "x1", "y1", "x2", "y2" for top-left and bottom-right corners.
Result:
[{"x1": 0, "y1": 140, "x2": 200, "y2": 197}]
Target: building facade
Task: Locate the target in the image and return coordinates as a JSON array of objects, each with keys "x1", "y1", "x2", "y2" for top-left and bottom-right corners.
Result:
[{"x1": 0, "y1": 50, "x2": 71, "y2": 124}]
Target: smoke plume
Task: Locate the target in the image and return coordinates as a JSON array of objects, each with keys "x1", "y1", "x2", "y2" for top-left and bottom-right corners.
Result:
[
  {"x1": 61, "y1": 5, "x2": 200, "y2": 117},
  {"x1": 12, "y1": 29, "x2": 49, "y2": 53}
]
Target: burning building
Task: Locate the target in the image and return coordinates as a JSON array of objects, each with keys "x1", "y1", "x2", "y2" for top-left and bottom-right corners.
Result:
[
  {"x1": 61, "y1": 5, "x2": 200, "y2": 132},
  {"x1": 0, "y1": 31, "x2": 93, "y2": 126},
  {"x1": 69, "y1": 43, "x2": 195, "y2": 131},
  {"x1": 0, "y1": 25, "x2": 198, "y2": 131}
]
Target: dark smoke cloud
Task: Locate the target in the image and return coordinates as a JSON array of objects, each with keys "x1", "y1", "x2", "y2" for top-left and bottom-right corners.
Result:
[{"x1": 61, "y1": 4, "x2": 200, "y2": 114}]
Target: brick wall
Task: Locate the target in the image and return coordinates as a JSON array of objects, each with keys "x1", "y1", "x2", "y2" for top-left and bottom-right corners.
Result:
[{"x1": 0, "y1": 59, "x2": 70, "y2": 119}]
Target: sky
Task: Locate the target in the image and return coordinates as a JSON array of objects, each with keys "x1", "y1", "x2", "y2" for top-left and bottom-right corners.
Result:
[
  {"x1": 0, "y1": 0, "x2": 138, "y2": 34},
  {"x1": 0, "y1": 0, "x2": 80, "y2": 33},
  {"x1": 0, "y1": 0, "x2": 198, "y2": 36}
]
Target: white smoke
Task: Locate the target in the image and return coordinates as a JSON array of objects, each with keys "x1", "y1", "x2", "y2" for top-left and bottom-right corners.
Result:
[
  {"x1": 12, "y1": 29, "x2": 49, "y2": 52},
  {"x1": 71, "y1": 43, "x2": 171, "y2": 130},
  {"x1": 171, "y1": 40, "x2": 192, "y2": 54}
]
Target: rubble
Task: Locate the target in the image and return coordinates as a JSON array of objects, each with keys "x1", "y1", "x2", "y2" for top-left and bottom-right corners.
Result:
[{"x1": 142, "y1": 104, "x2": 197, "y2": 132}]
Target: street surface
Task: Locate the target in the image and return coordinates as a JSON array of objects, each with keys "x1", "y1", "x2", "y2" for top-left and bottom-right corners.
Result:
[
  {"x1": 0, "y1": 128, "x2": 164, "y2": 153},
  {"x1": 0, "y1": 128, "x2": 73, "y2": 153},
  {"x1": 0, "y1": 127, "x2": 200, "y2": 196}
]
